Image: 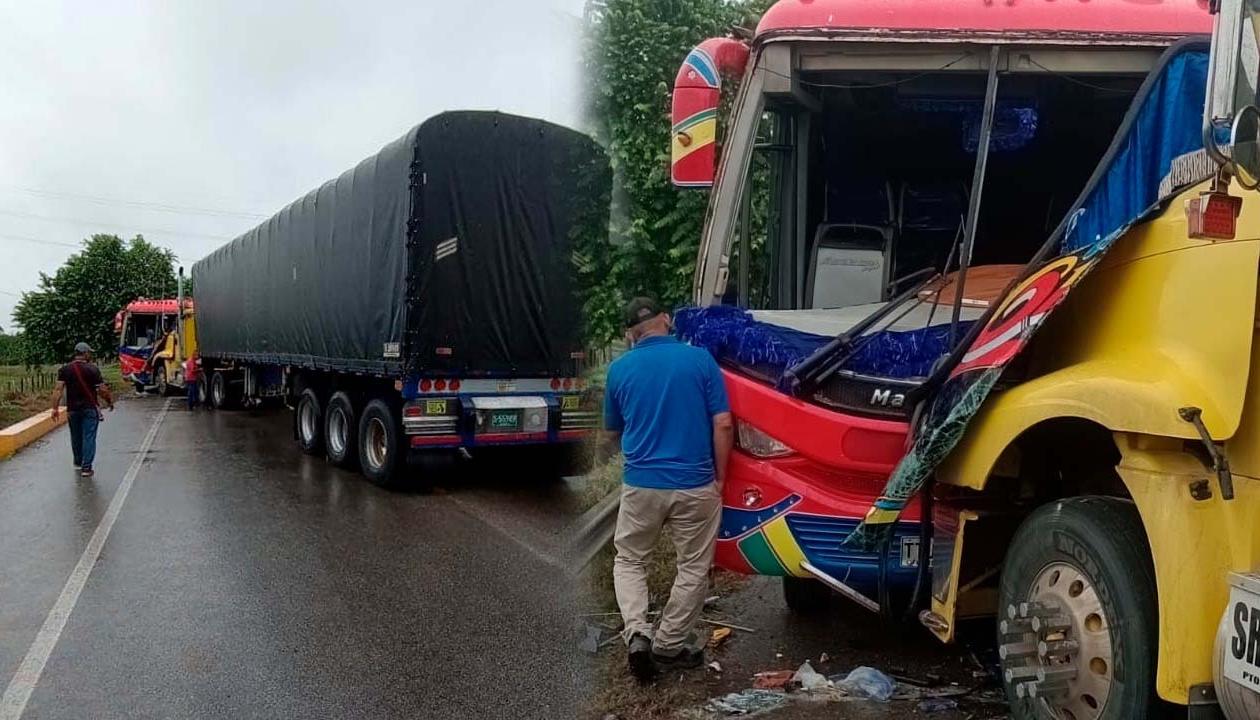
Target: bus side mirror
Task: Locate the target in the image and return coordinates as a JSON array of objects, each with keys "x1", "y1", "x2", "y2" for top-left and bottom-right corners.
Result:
[
  {"x1": 1205, "y1": 0, "x2": 1260, "y2": 180},
  {"x1": 1231, "y1": 105, "x2": 1260, "y2": 189},
  {"x1": 671, "y1": 38, "x2": 749, "y2": 188}
]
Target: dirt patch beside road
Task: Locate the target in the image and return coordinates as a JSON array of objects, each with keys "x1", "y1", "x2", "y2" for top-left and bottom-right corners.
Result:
[{"x1": 585, "y1": 571, "x2": 1008, "y2": 720}]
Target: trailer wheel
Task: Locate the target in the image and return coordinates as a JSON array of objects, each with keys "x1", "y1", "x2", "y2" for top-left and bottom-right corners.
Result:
[
  {"x1": 358, "y1": 399, "x2": 404, "y2": 489},
  {"x1": 998, "y1": 496, "x2": 1159, "y2": 720},
  {"x1": 783, "y1": 577, "x2": 834, "y2": 614},
  {"x1": 295, "y1": 388, "x2": 323, "y2": 455},
  {"x1": 324, "y1": 391, "x2": 357, "y2": 469},
  {"x1": 210, "y1": 371, "x2": 235, "y2": 409}
]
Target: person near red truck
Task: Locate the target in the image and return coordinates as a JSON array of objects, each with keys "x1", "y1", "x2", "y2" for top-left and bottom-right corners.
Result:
[
  {"x1": 50, "y1": 342, "x2": 115, "y2": 478},
  {"x1": 184, "y1": 351, "x2": 202, "y2": 410},
  {"x1": 603, "y1": 297, "x2": 735, "y2": 682}
]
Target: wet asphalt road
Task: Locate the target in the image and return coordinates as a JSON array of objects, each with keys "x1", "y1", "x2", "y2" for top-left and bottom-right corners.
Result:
[{"x1": 0, "y1": 397, "x2": 588, "y2": 719}]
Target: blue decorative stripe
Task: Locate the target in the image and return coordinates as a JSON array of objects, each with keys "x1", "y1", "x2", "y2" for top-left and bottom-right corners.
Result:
[
  {"x1": 719, "y1": 494, "x2": 801, "y2": 540},
  {"x1": 685, "y1": 49, "x2": 719, "y2": 88}
]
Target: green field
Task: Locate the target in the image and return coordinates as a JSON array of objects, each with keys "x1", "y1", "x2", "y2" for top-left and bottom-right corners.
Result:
[{"x1": 0, "y1": 363, "x2": 125, "y2": 428}]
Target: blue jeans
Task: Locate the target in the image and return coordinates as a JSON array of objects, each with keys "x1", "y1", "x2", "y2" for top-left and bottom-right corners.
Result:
[
  {"x1": 67, "y1": 409, "x2": 100, "y2": 470},
  {"x1": 186, "y1": 380, "x2": 199, "y2": 409}
]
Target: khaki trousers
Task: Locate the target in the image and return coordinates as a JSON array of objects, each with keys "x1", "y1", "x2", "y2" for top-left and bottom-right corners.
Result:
[{"x1": 613, "y1": 482, "x2": 722, "y2": 653}]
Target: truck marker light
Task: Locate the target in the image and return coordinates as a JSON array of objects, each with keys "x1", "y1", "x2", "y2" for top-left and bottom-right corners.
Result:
[
  {"x1": 550, "y1": 378, "x2": 562, "y2": 390},
  {"x1": 419, "y1": 378, "x2": 433, "y2": 392},
  {"x1": 562, "y1": 378, "x2": 573, "y2": 390},
  {"x1": 435, "y1": 379, "x2": 448, "y2": 391},
  {"x1": 450, "y1": 378, "x2": 461, "y2": 391},
  {"x1": 404, "y1": 406, "x2": 423, "y2": 417},
  {"x1": 742, "y1": 487, "x2": 762, "y2": 508},
  {"x1": 1186, "y1": 190, "x2": 1242, "y2": 240},
  {"x1": 436, "y1": 347, "x2": 453, "y2": 356}
]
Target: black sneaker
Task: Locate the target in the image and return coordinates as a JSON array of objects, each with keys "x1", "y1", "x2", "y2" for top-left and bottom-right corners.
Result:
[
  {"x1": 652, "y1": 646, "x2": 704, "y2": 671},
  {"x1": 627, "y1": 633, "x2": 656, "y2": 682}
]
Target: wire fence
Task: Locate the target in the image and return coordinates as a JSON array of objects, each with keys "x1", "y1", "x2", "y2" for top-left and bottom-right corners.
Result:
[{"x1": 1, "y1": 372, "x2": 57, "y2": 396}]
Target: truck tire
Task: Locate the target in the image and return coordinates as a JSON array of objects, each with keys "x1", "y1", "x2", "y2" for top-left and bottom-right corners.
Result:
[
  {"x1": 210, "y1": 371, "x2": 235, "y2": 409},
  {"x1": 783, "y1": 576, "x2": 834, "y2": 614},
  {"x1": 358, "y1": 399, "x2": 404, "y2": 489},
  {"x1": 324, "y1": 391, "x2": 357, "y2": 469},
  {"x1": 295, "y1": 387, "x2": 323, "y2": 455},
  {"x1": 998, "y1": 496, "x2": 1160, "y2": 720},
  {"x1": 154, "y1": 364, "x2": 171, "y2": 397}
]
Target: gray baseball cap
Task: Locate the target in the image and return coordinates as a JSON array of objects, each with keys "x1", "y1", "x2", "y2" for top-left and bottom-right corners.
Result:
[{"x1": 74, "y1": 342, "x2": 93, "y2": 354}]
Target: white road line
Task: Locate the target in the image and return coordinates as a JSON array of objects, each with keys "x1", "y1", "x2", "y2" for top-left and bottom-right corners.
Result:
[{"x1": 0, "y1": 399, "x2": 171, "y2": 720}]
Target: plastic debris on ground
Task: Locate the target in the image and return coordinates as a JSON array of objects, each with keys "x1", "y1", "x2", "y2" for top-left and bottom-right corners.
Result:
[
  {"x1": 790, "y1": 661, "x2": 830, "y2": 692},
  {"x1": 578, "y1": 624, "x2": 603, "y2": 654},
  {"x1": 708, "y1": 661, "x2": 723, "y2": 673},
  {"x1": 831, "y1": 666, "x2": 897, "y2": 702},
  {"x1": 752, "y1": 670, "x2": 795, "y2": 690},
  {"x1": 709, "y1": 627, "x2": 732, "y2": 648},
  {"x1": 704, "y1": 689, "x2": 788, "y2": 716},
  {"x1": 918, "y1": 697, "x2": 959, "y2": 713}
]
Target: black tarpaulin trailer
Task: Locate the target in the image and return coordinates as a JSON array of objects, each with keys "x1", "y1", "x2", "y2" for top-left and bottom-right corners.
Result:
[{"x1": 192, "y1": 111, "x2": 610, "y2": 379}]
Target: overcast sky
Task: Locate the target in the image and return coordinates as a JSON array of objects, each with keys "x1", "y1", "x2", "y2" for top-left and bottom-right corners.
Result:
[{"x1": 0, "y1": 0, "x2": 587, "y2": 330}]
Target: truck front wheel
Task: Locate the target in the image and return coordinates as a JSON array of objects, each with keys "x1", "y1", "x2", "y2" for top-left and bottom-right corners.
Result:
[
  {"x1": 295, "y1": 388, "x2": 323, "y2": 455},
  {"x1": 998, "y1": 496, "x2": 1159, "y2": 720},
  {"x1": 358, "y1": 399, "x2": 403, "y2": 489},
  {"x1": 155, "y1": 364, "x2": 171, "y2": 397},
  {"x1": 324, "y1": 391, "x2": 357, "y2": 469}
]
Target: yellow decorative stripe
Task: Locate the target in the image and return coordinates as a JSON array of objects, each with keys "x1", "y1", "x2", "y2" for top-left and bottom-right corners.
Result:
[
  {"x1": 763, "y1": 516, "x2": 810, "y2": 578},
  {"x1": 671, "y1": 117, "x2": 716, "y2": 163},
  {"x1": 862, "y1": 507, "x2": 903, "y2": 526}
]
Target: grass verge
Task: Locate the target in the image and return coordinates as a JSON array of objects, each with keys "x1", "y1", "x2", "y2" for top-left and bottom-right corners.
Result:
[{"x1": 0, "y1": 363, "x2": 125, "y2": 428}]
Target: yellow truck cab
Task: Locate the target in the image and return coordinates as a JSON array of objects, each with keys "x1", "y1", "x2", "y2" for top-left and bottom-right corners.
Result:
[{"x1": 669, "y1": 0, "x2": 1260, "y2": 717}]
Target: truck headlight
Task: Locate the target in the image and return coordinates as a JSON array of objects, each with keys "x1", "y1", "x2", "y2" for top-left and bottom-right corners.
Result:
[{"x1": 736, "y1": 419, "x2": 794, "y2": 458}]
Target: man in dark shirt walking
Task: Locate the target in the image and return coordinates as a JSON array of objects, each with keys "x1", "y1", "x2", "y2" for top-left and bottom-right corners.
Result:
[
  {"x1": 51, "y1": 342, "x2": 115, "y2": 478},
  {"x1": 604, "y1": 298, "x2": 734, "y2": 682}
]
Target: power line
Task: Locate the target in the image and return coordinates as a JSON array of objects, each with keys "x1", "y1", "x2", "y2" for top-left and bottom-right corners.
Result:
[
  {"x1": 0, "y1": 208, "x2": 234, "y2": 242},
  {"x1": 0, "y1": 233, "x2": 81, "y2": 249},
  {"x1": 0, "y1": 184, "x2": 268, "y2": 220}
]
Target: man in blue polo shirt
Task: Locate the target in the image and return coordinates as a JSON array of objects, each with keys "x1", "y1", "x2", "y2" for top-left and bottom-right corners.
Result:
[{"x1": 604, "y1": 297, "x2": 734, "y2": 682}]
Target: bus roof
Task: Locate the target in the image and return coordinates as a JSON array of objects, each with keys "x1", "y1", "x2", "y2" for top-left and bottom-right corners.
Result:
[{"x1": 756, "y1": 0, "x2": 1212, "y2": 43}]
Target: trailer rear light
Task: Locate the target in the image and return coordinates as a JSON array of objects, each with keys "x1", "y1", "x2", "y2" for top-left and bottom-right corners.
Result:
[
  {"x1": 576, "y1": 378, "x2": 586, "y2": 390},
  {"x1": 419, "y1": 379, "x2": 432, "y2": 392},
  {"x1": 550, "y1": 378, "x2": 561, "y2": 390},
  {"x1": 735, "y1": 419, "x2": 794, "y2": 458},
  {"x1": 562, "y1": 378, "x2": 573, "y2": 390},
  {"x1": 404, "y1": 406, "x2": 423, "y2": 417},
  {"x1": 435, "y1": 379, "x2": 447, "y2": 391},
  {"x1": 1186, "y1": 190, "x2": 1242, "y2": 240},
  {"x1": 449, "y1": 378, "x2": 461, "y2": 391}
]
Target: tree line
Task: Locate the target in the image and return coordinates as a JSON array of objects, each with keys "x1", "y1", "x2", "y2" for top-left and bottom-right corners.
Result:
[
  {"x1": 5, "y1": 234, "x2": 179, "y2": 366},
  {"x1": 576, "y1": 0, "x2": 771, "y2": 346}
]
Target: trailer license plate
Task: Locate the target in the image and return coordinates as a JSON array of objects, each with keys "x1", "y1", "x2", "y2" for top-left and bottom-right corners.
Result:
[
  {"x1": 490, "y1": 410, "x2": 520, "y2": 430},
  {"x1": 1224, "y1": 584, "x2": 1260, "y2": 692},
  {"x1": 425, "y1": 400, "x2": 448, "y2": 415},
  {"x1": 562, "y1": 395, "x2": 580, "y2": 410}
]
